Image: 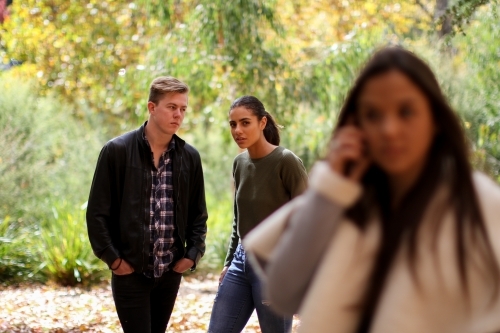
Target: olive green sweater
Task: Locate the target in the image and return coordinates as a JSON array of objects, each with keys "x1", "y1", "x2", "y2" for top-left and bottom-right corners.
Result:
[{"x1": 224, "y1": 146, "x2": 308, "y2": 267}]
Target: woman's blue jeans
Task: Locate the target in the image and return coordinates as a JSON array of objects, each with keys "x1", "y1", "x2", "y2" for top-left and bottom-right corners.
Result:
[{"x1": 208, "y1": 244, "x2": 292, "y2": 333}]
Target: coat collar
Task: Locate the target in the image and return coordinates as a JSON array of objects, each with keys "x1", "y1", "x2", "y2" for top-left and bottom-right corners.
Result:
[{"x1": 137, "y1": 121, "x2": 186, "y2": 152}]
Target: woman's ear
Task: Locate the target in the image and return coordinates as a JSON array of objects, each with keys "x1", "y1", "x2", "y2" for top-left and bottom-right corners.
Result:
[{"x1": 260, "y1": 116, "x2": 268, "y2": 131}]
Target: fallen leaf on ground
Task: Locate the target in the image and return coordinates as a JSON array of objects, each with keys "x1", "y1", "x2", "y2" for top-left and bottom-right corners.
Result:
[{"x1": 0, "y1": 273, "x2": 299, "y2": 332}]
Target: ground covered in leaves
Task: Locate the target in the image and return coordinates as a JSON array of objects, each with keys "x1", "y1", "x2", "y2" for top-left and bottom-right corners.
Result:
[{"x1": 0, "y1": 273, "x2": 299, "y2": 332}]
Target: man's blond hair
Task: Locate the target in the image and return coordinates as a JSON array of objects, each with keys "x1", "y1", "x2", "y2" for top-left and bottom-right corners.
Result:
[{"x1": 148, "y1": 76, "x2": 189, "y2": 104}]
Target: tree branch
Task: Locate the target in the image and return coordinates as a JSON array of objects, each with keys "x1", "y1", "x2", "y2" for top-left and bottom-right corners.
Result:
[{"x1": 415, "y1": 0, "x2": 435, "y2": 21}]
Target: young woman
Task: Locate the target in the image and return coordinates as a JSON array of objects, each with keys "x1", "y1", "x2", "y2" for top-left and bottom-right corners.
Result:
[
  {"x1": 244, "y1": 47, "x2": 500, "y2": 333},
  {"x1": 208, "y1": 96, "x2": 308, "y2": 333}
]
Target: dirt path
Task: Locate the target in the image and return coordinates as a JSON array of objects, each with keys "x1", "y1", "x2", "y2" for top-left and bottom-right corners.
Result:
[{"x1": 0, "y1": 273, "x2": 298, "y2": 332}]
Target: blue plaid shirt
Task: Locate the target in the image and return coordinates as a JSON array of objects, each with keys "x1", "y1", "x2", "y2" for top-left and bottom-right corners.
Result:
[{"x1": 143, "y1": 134, "x2": 176, "y2": 278}]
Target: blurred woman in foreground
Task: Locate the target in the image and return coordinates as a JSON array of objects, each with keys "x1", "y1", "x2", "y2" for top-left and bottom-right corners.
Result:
[{"x1": 244, "y1": 46, "x2": 500, "y2": 333}]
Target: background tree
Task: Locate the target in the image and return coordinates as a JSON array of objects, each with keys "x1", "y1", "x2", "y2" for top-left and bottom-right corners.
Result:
[{"x1": 1, "y1": 0, "x2": 152, "y2": 126}]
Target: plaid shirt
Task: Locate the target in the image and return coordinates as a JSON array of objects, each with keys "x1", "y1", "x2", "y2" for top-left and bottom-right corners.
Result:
[{"x1": 144, "y1": 134, "x2": 176, "y2": 278}]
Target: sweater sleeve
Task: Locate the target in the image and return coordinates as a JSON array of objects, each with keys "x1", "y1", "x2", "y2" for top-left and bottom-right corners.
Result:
[
  {"x1": 223, "y1": 194, "x2": 240, "y2": 267},
  {"x1": 280, "y1": 150, "x2": 308, "y2": 199},
  {"x1": 223, "y1": 158, "x2": 240, "y2": 267},
  {"x1": 250, "y1": 162, "x2": 362, "y2": 315}
]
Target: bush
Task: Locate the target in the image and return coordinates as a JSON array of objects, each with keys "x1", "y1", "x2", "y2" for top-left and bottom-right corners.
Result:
[
  {"x1": 37, "y1": 202, "x2": 106, "y2": 286},
  {"x1": 0, "y1": 74, "x2": 103, "y2": 222},
  {"x1": 0, "y1": 216, "x2": 43, "y2": 283},
  {"x1": 181, "y1": 123, "x2": 235, "y2": 273},
  {"x1": 451, "y1": 7, "x2": 500, "y2": 181},
  {"x1": 0, "y1": 74, "x2": 104, "y2": 283},
  {"x1": 197, "y1": 194, "x2": 233, "y2": 273}
]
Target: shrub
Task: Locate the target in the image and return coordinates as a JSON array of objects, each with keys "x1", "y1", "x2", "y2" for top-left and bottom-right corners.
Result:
[
  {"x1": 38, "y1": 202, "x2": 106, "y2": 286},
  {"x1": 0, "y1": 74, "x2": 103, "y2": 222},
  {"x1": 451, "y1": 7, "x2": 500, "y2": 181},
  {"x1": 0, "y1": 74, "x2": 105, "y2": 283},
  {"x1": 0, "y1": 216, "x2": 43, "y2": 283},
  {"x1": 197, "y1": 194, "x2": 233, "y2": 273}
]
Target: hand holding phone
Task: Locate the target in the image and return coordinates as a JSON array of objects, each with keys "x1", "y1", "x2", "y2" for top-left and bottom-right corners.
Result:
[{"x1": 327, "y1": 124, "x2": 371, "y2": 182}]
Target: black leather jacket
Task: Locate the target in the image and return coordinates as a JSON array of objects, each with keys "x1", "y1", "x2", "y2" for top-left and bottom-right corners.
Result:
[{"x1": 86, "y1": 124, "x2": 207, "y2": 273}]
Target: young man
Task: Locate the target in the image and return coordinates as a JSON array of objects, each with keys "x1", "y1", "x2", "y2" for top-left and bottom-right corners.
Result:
[{"x1": 86, "y1": 76, "x2": 208, "y2": 333}]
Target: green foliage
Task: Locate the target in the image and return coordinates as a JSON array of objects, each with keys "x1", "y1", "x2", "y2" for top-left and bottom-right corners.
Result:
[
  {"x1": 274, "y1": 34, "x2": 379, "y2": 168},
  {"x1": 0, "y1": 216, "x2": 42, "y2": 283},
  {"x1": 1, "y1": 0, "x2": 152, "y2": 123},
  {"x1": 0, "y1": 73, "x2": 104, "y2": 284},
  {"x1": 0, "y1": 73, "x2": 103, "y2": 221},
  {"x1": 448, "y1": 6, "x2": 500, "y2": 180},
  {"x1": 38, "y1": 202, "x2": 106, "y2": 286},
  {"x1": 196, "y1": 0, "x2": 282, "y2": 51},
  {"x1": 183, "y1": 118, "x2": 234, "y2": 272},
  {"x1": 0, "y1": 77, "x2": 47, "y2": 219},
  {"x1": 194, "y1": 0, "x2": 284, "y2": 107},
  {"x1": 446, "y1": 0, "x2": 499, "y2": 35},
  {"x1": 105, "y1": 0, "x2": 287, "y2": 132},
  {"x1": 198, "y1": 195, "x2": 233, "y2": 272}
]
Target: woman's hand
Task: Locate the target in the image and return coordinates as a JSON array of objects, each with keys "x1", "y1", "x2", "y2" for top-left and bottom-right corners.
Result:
[
  {"x1": 173, "y1": 258, "x2": 195, "y2": 274},
  {"x1": 111, "y1": 258, "x2": 135, "y2": 275},
  {"x1": 327, "y1": 125, "x2": 371, "y2": 182},
  {"x1": 219, "y1": 266, "x2": 229, "y2": 284}
]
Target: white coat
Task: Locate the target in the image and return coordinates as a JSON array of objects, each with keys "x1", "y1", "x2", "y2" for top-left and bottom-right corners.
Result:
[{"x1": 244, "y1": 162, "x2": 500, "y2": 333}]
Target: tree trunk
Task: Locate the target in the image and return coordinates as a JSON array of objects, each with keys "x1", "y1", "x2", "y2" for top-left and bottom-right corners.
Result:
[{"x1": 435, "y1": 0, "x2": 452, "y2": 37}]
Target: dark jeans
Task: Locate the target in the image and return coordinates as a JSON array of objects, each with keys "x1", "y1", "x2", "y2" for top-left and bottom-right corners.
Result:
[
  {"x1": 208, "y1": 244, "x2": 292, "y2": 333},
  {"x1": 111, "y1": 270, "x2": 183, "y2": 333}
]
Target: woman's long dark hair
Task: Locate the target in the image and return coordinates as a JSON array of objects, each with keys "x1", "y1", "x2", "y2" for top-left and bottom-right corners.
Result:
[
  {"x1": 230, "y1": 95, "x2": 280, "y2": 145},
  {"x1": 334, "y1": 47, "x2": 500, "y2": 333}
]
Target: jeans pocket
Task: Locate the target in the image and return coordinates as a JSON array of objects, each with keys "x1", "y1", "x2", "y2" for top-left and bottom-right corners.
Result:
[{"x1": 234, "y1": 244, "x2": 245, "y2": 261}]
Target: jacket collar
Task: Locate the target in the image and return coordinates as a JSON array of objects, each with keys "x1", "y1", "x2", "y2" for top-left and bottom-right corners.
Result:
[{"x1": 137, "y1": 121, "x2": 186, "y2": 151}]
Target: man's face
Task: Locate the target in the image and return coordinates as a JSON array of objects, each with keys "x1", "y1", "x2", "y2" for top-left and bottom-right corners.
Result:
[{"x1": 148, "y1": 92, "x2": 188, "y2": 136}]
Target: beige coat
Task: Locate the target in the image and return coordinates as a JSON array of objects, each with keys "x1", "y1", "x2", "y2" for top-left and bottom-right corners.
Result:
[{"x1": 244, "y1": 162, "x2": 500, "y2": 333}]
